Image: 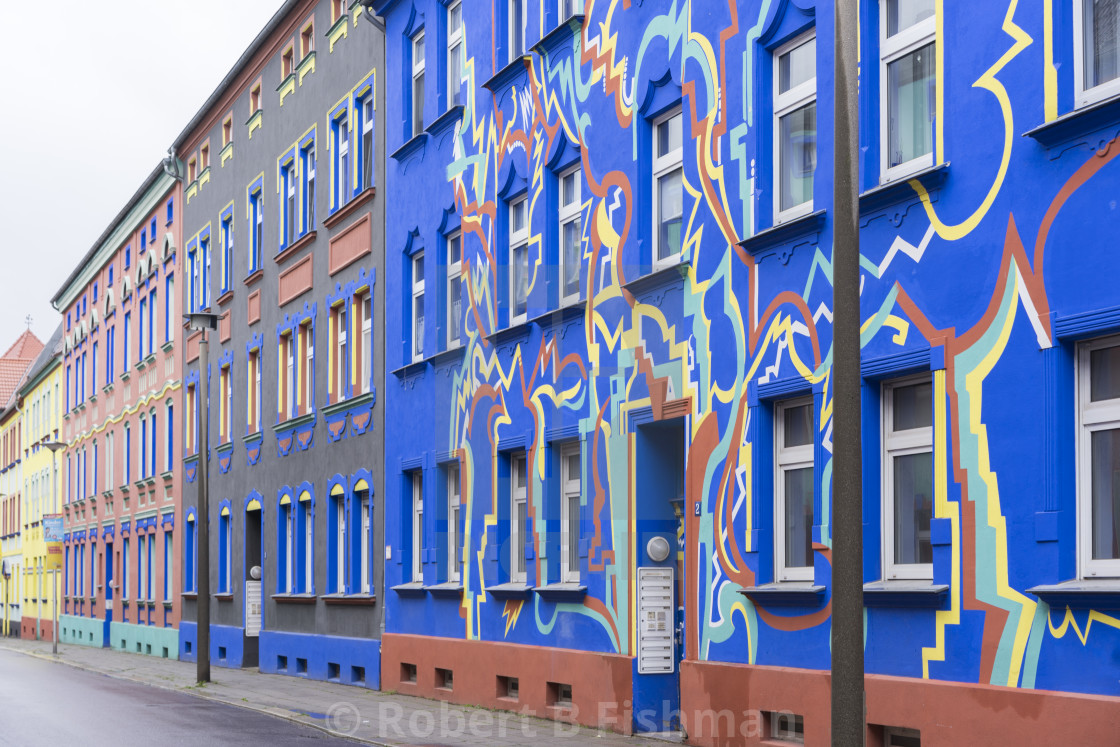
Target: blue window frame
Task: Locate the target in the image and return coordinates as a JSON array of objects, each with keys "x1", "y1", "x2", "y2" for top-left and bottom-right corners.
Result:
[
  {"x1": 165, "y1": 274, "x2": 174, "y2": 344},
  {"x1": 332, "y1": 109, "x2": 351, "y2": 211},
  {"x1": 249, "y1": 185, "x2": 264, "y2": 273},
  {"x1": 139, "y1": 298, "x2": 147, "y2": 360},
  {"x1": 166, "y1": 403, "x2": 174, "y2": 470},
  {"x1": 188, "y1": 245, "x2": 198, "y2": 314},
  {"x1": 124, "y1": 422, "x2": 131, "y2": 484},
  {"x1": 281, "y1": 159, "x2": 297, "y2": 250},
  {"x1": 141, "y1": 232, "x2": 147, "y2": 253},
  {"x1": 123, "y1": 312, "x2": 131, "y2": 371},
  {"x1": 166, "y1": 198, "x2": 174, "y2": 226},
  {"x1": 218, "y1": 509, "x2": 231, "y2": 594},
  {"x1": 150, "y1": 218, "x2": 157, "y2": 243},
  {"x1": 185, "y1": 512, "x2": 196, "y2": 592},
  {"x1": 220, "y1": 213, "x2": 233, "y2": 293},
  {"x1": 356, "y1": 92, "x2": 375, "y2": 192},
  {"x1": 148, "y1": 289, "x2": 157, "y2": 355},
  {"x1": 300, "y1": 136, "x2": 316, "y2": 234},
  {"x1": 92, "y1": 342, "x2": 98, "y2": 393},
  {"x1": 125, "y1": 246, "x2": 131, "y2": 269},
  {"x1": 200, "y1": 235, "x2": 211, "y2": 309}
]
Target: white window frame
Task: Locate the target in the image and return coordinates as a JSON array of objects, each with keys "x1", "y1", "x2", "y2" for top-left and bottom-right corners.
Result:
[
  {"x1": 361, "y1": 97, "x2": 374, "y2": 191},
  {"x1": 510, "y1": 453, "x2": 528, "y2": 583},
  {"x1": 284, "y1": 502, "x2": 295, "y2": 592},
  {"x1": 285, "y1": 161, "x2": 297, "y2": 246},
  {"x1": 1078, "y1": 335, "x2": 1120, "y2": 578},
  {"x1": 447, "y1": 231, "x2": 462, "y2": 347},
  {"x1": 772, "y1": 32, "x2": 816, "y2": 224},
  {"x1": 652, "y1": 107, "x2": 684, "y2": 268},
  {"x1": 1074, "y1": 0, "x2": 1120, "y2": 108},
  {"x1": 879, "y1": 0, "x2": 937, "y2": 183},
  {"x1": 775, "y1": 397, "x2": 815, "y2": 582},
  {"x1": 509, "y1": 197, "x2": 529, "y2": 324},
  {"x1": 302, "y1": 496, "x2": 313, "y2": 592},
  {"x1": 303, "y1": 324, "x2": 314, "y2": 414},
  {"x1": 411, "y1": 471, "x2": 424, "y2": 582},
  {"x1": 882, "y1": 373, "x2": 934, "y2": 580},
  {"x1": 508, "y1": 0, "x2": 525, "y2": 60},
  {"x1": 559, "y1": 0, "x2": 584, "y2": 21},
  {"x1": 335, "y1": 492, "x2": 347, "y2": 593},
  {"x1": 412, "y1": 31, "x2": 425, "y2": 136},
  {"x1": 448, "y1": 463, "x2": 461, "y2": 583},
  {"x1": 360, "y1": 291, "x2": 372, "y2": 392},
  {"x1": 283, "y1": 332, "x2": 296, "y2": 421},
  {"x1": 337, "y1": 117, "x2": 350, "y2": 208},
  {"x1": 359, "y1": 488, "x2": 371, "y2": 593},
  {"x1": 411, "y1": 252, "x2": 425, "y2": 362},
  {"x1": 447, "y1": 0, "x2": 463, "y2": 108},
  {"x1": 335, "y1": 302, "x2": 348, "y2": 401},
  {"x1": 560, "y1": 442, "x2": 581, "y2": 583},
  {"x1": 558, "y1": 166, "x2": 582, "y2": 305}
]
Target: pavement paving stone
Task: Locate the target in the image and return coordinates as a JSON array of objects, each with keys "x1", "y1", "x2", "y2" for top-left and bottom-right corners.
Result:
[{"x1": 0, "y1": 638, "x2": 677, "y2": 746}]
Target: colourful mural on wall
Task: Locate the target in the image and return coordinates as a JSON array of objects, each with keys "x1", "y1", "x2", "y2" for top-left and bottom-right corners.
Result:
[{"x1": 382, "y1": 0, "x2": 1120, "y2": 705}]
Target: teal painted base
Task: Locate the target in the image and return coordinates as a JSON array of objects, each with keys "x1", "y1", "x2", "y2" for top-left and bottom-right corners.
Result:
[
  {"x1": 109, "y1": 620, "x2": 179, "y2": 660},
  {"x1": 59, "y1": 614, "x2": 107, "y2": 648}
]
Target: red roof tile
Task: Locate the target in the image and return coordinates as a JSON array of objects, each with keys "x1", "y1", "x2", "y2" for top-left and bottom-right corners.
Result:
[{"x1": 1, "y1": 329, "x2": 43, "y2": 362}]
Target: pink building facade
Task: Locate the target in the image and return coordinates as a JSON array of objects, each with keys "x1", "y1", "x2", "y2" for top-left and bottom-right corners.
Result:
[{"x1": 54, "y1": 166, "x2": 185, "y2": 658}]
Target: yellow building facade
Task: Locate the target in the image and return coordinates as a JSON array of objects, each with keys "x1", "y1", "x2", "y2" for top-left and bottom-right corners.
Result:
[{"x1": 18, "y1": 326, "x2": 62, "y2": 640}]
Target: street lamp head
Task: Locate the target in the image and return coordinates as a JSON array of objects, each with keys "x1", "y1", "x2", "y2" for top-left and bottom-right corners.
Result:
[
  {"x1": 185, "y1": 312, "x2": 219, "y2": 331},
  {"x1": 42, "y1": 441, "x2": 67, "y2": 454}
]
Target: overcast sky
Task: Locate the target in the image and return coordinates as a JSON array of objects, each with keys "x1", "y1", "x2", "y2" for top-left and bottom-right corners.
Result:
[{"x1": 0, "y1": 0, "x2": 282, "y2": 352}]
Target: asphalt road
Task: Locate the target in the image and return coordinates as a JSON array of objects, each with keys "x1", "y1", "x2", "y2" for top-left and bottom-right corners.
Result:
[{"x1": 0, "y1": 648, "x2": 352, "y2": 746}]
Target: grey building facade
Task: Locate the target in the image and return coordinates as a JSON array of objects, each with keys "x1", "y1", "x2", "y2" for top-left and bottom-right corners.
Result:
[{"x1": 173, "y1": 0, "x2": 386, "y2": 687}]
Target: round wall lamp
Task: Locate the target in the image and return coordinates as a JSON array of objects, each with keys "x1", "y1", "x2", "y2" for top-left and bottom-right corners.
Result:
[{"x1": 646, "y1": 536, "x2": 671, "y2": 563}]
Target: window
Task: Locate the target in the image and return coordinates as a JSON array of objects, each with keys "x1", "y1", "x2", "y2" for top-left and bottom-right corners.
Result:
[
  {"x1": 200, "y1": 235, "x2": 211, "y2": 308},
  {"x1": 301, "y1": 141, "x2": 316, "y2": 233},
  {"x1": 360, "y1": 96, "x2": 374, "y2": 191},
  {"x1": 411, "y1": 252, "x2": 425, "y2": 362},
  {"x1": 1078, "y1": 336, "x2": 1120, "y2": 577},
  {"x1": 411, "y1": 471, "x2": 423, "y2": 582},
  {"x1": 165, "y1": 402, "x2": 174, "y2": 472},
  {"x1": 448, "y1": 464, "x2": 462, "y2": 582},
  {"x1": 509, "y1": 0, "x2": 525, "y2": 59},
  {"x1": 509, "y1": 197, "x2": 529, "y2": 324},
  {"x1": 188, "y1": 247, "x2": 199, "y2": 313},
  {"x1": 139, "y1": 298, "x2": 147, "y2": 361},
  {"x1": 447, "y1": 1, "x2": 463, "y2": 108},
  {"x1": 166, "y1": 275, "x2": 174, "y2": 344},
  {"x1": 558, "y1": 167, "x2": 581, "y2": 303},
  {"x1": 122, "y1": 537, "x2": 130, "y2": 600},
  {"x1": 879, "y1": 0, "x2": 936, "y2": 181},
  {"x1": 332, "y1": 490, "x2": 347, "y2": 593},
  {"x1": 185, "y1": 514, "x2": 196, "y2": 592},
  {"x1": 331, "y1": 0, "x2": 345, "y2": 23},
  {"x1": 356, "y1": 484, "x2": 371, "y2": 593},
  {"x1": 446, "y1": 231, "x2": 462, "y2": 347},
  {"x1": 149, "y1": 289, "x2": 157, "y2": 355},
  {"x1": 280, "y1": 498, "x2": 294, "y2": 593},
  {"x1": 282, "y1": 45, "x2": 294, "y2": 78},
  {"x1": 560, "y1": 443, "x2": 581, "y2": 583},
  {"x1": 220, "y1": 215, "x2": 233, "y2": 293},
  {"x1": 222, "y1": 116, "x2": 232, "y2": 148},
  {"x1": 125, "y1": 245, "x2": 131, "y2": 269},
  {"x1": 251, "y1": 83, "x2": 262, "y2": 114},
  {"x1": 301, "y1": 21, "x2": 314, "y2": 57},
  {"x1": 279, "y1": 332, "x2": 295, "y2": 421},
  {"x1": 166, "y1": 198, "x2": 174, "y2": 226},
  {"x1": 652, "y1": 109, "x2": 683, "y2": 266},
  {"x1": 106, "y1": 431, "x2": 115, "y2": 489},
  {"x1": 332, "y1": 301, "x2": 348, "y2": 403},
  {"x1": 773, "y1": 33, "x2": 816, "y2": 223},
  {"x1": 335, "y1": 115, "x2": 350, "y2": 210},
  {"x1": 882, "y1": 376, "x2": 933, "y2": 579},
  {"x1": 219, "y1": 510, "x2": 231, "y2": 594},
  {"x1": 250, "y1": 186, "x2": 264, "y2": 272},
  {"x1": 164, "y1": 532, "x2": 173, "y2": 600},
  {"x1": 107, "y1": 325, "x2": 115, "y2": 382},
  {"x1": 357, "y1": 290, "x2": 372, "y2": 394},
  {"x1": 247, "y1": 348, "x2": 261, "y2": 434},
  {"x1": 510, "y1": 452, "x2": 528, "y2": 583},
  {"x1": 560, "y1": 0, "x2": 585, "y2": 19},
  {"x1": 412, "y1": 32, "x2": 425, "y2": 136},
  {"x1": 1075, "y1": 0, "x2": 1120, "y2": 107},
  {"x1": 219, "y1": 365, "x2": 231, "y2": 444},
  {"x1": 124, "y1": 421, "x2": 132, "y2": 483},
  {"x1": 200, "y1": 143, "x2": 210, "y2": 171},
  {"x1": 188, "y1": 157, "x2": 197, "y2": 184},
  {"x1": 282, "y1": 160, "x2": 297, "y2": 248},
  {"x1": 91, "y1": 341, "x2": 99, "y2": 393},
  {"x1": 123, "y1": 311, "x2": 131, "y2": 371},
  {"x1": 140, "y1": 415, "x2": 148, "y2": 480},
  {"x1": 301, "y1": 323, "x2": 314, "y2": 415},
  {"x1": 775, "y1": 398, "x2": 814, "y2": 582},
  {"x1": 883, "y1": 726, "x2": 921, "y2": 747},
  {"x1": 149, "y1": 409, "x2": 158, "y2": 478},
  {"x1": 769, "y1": 712, "x2": 805, "y2": 743}
]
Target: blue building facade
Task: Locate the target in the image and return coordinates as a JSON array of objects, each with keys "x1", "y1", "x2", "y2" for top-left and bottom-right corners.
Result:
[{"x1": 374, "y1": 0, "x2": 1120, "y2": 743}]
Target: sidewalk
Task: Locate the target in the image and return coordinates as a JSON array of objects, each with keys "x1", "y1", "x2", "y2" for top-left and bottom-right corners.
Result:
[{"x1": 0, "y1": 638, "x2": 680, "y2": 746}]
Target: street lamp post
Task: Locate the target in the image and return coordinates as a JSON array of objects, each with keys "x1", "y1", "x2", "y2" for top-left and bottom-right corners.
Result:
[
  {"x1": 186, "y1": 312, "x2": 218, "y2": 684},
  {"x1": 43, "y1": 440, "x2": 67, "y2": 656},
  {"x1": 832, "y1": 0, "x2": 864, "y2": 743}
]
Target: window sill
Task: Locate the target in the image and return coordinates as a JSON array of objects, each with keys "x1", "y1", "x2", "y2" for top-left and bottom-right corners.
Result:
[
  {"x1": 426, "y1": 582, "x2": 463, "y2": 597},
  {"x1": 243, "y1": 269, "x2": 263, "y2": 287},
  {"x1": 738, "y1": 209, "x2": 827, "y2": 266},
  {"x1": 1023, "y1": 94, "x2": 1120, "y2": 151},
  {"x1": 275, "y1": 230, "x2": 317, "y2": 265},
  {"x1": 162, "y1": 600, "x2": 173, "y2": 609},
  {"x1": 161, "y1": 470, "x2": 173, "y2": 482},
  {"x1": 482, "y1": 55, "x2": 532, "y2": 97},
  {"x1": 859, "y1": 162, "x2": 950, "y2": 219},
  {"x1": 424, "y1": 105, "x2": 464, "y2": 141},
  {"x1": 243, "y1": 430, "x2": 263, "y2": 445},
  {"x1": 161, "y1": 340, "x2": 174, "y2": 354},
  {"x1": 181, "y1": 592, "x2": 197, "y2": 600},
  {"x1": 485, "y1": 582, "x2": 533, "y2": 600},
  {"x1": 390, "y1": 131, "x2": 428, "y2": 163},
  {"x1": 391, "y1": 581, "x2": 427, "y2": 596},
  {"x1": 533, "y1": 15, "x2": 584, "y2": 58},
  {"x1": 738, "y1": 582, "x2": 825, "y2": 607},
  {"x1": 862, "y1": 580, "x2": 949, "y2": 608},
  {"x1": 324, "y1": 188, "x2": 376, "y2": 230},
  {"x1": 390, "y1": 359, "x2": 428, "y2": 379},
  {"x1": 119, "y1": 370, "x2": 131, "y2": 382},
  {"x1": 322, "y1": 593, "x2": 377, "y2": 605},
  {"x1": 271, "y1": 593, "x2": 317, "y2": 604},
  {"x1": 534, "y1": 582, "x2": 587, "y2": 601},
  {"x1": 321, "y1": 390, "x2": 376, "y2": 419},
  {"x1": 214, "y1": 593, "x2": 234, "y2": 602},
  {"x1": 1027, "y1": 579, "x2": 1120, "y2": 611},
  {"x1": 272, "y1": 411, "x2": 315, "y2": 433},
  {"x1": 216, "y1": 290, "x2": 233, "y2": 307}
]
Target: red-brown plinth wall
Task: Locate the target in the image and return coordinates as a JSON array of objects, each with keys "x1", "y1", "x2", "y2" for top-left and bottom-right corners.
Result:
[
  {"x1": 382, "y1": 633, "x2": 635, "y2": 734},
  {"x1": 20, "y1": 617, "x2": 55, "y2": 641},
  {"x1": 681, "y1": 659, "x2": 1120, "y2": 746}
]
